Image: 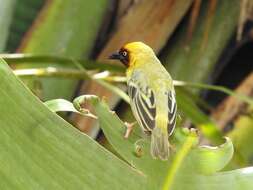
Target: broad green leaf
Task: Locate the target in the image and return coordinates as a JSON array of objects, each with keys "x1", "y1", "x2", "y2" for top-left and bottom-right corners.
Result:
[
  {"x1": 46, "y1": 94, "x2": 253, "y2": 190},
  {"x1": 92, "y1": 99, "x2": 253, "y2": 190},
  {"x1": 0, "y1": 58, "x2": 146, "y2": 189}
]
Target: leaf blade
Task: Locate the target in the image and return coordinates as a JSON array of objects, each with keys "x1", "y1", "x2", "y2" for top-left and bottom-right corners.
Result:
[{"x1": 0, "y1": 58, "x2": 146, "y2": 189}]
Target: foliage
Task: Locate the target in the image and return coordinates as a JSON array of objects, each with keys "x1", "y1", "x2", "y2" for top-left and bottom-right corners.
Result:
[
  {"x1": 0, "y1": 58, "x2": 145, "y2": 190},
  {"x1": 0, "y1": 0, "x2": 253, "y2": 189},
  {"x1": 1, "y1": 58, "x2": 253, "y2": 189}
]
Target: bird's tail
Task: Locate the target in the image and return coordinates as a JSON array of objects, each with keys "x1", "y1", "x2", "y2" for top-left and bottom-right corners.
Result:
[{"x1": 150, "y1": 126, "x2": 169, "y2": 160}]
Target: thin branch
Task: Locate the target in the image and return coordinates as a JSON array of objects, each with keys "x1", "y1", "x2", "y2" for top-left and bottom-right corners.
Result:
[
  {"x1": 14, "y1": 67, "x2": 126, "y2": 82},
  {"x1": 174, "y1": 80, "x2": 253, "y2": 107},
  {"x1": 1, "y1": 53, "x2": 124, "y2": 72},
  {"x1": 14, "y1": 68, "x2": 253, "y2": 107},
  {"x1": 163, "y1": 130, "x2": 197, "y2": 190}
]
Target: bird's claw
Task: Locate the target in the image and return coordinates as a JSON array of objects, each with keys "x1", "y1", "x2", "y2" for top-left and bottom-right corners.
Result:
[
  {"x1": 109, "y1": 110, "x2": 116, "y2": 115},
  {"x1": 124, "y1": 121, "x2": 137, "y2": 139}
]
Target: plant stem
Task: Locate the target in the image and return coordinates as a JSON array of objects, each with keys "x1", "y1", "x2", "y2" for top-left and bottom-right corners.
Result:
[
  {"x1": 162, "y1": 131, "x2": 197, "y2": 190},
  {"x1": 1, "y1": 53, "x2": 124, "y2": 72},
  {"x1": 175, "y1": 80, "x2": 253, "y2": 107}
]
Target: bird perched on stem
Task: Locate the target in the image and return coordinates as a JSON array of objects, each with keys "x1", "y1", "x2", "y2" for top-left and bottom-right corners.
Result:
[{"x1": 109, "y1": 42, "x2": 177, "y2": 160}]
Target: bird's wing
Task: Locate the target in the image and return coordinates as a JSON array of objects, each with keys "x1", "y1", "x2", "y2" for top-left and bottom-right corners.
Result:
[
  {"x1": 166, "y1": 90, "x2": 177, "y2": 135},
  {"x1": 128, "y1": 80, "x2": 156, "y2": 132},
  {"x1": 128, "y1": 79, "x2": 177, "y2": 135}
]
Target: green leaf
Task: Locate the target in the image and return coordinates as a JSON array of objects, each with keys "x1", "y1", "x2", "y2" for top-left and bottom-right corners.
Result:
[
  {"x1": 17, "y1": 0, "x2": 108, "y2": 100},
  {"x1": 47, "y1": 94, "x2": 253, "y2": 190},
  {"x1": 0, "y1": 0, "x2": 16, "y2": 51},
  {"x1": 44, "y1": 99, "x2": 97, "y2": 119},
  {"x1": 0, "y1": 58, "x2": 146, "y2": 189},
  {"x1": 79, "y1": 96, "x2": 253, "y2": 190},
  {"x1": 176, "y1": 88, "x2": 223, "y2": 144},
  {"x1": 5, "y1": 0, "x2": 44, "y2": 52},
  {"x1": 161, "y1": 0, "x2": 239, "y2": 84},
  {"x1": 189, "y1": 137, "x2": 233, "y2": 174},
  {"x1": 228, "y1": 112, "x2": 253, "y2": 167}
]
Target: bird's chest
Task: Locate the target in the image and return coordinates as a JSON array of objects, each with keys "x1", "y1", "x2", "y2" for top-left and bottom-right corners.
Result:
[{"x1": 128, "y1": 69, "x2": 168, "y2": 91}]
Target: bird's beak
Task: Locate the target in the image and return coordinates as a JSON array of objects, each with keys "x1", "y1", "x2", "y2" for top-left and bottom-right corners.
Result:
[
  {"x1": 108, "y1": 51, "x2": 129, "y2": 67},
  {"x1": 108, "y1": 52, "x2": 122, "y2": 60}
]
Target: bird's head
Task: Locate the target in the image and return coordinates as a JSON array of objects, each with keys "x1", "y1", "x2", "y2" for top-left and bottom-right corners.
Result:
[{"x1": 109, "y1": 41, "x2": 155, "y2": 68}]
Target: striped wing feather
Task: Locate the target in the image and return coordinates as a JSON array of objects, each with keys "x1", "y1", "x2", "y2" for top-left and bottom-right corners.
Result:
[
  {"x1": 128, "y1": 81, "x2": 156, "y2": 132},
  {"x1": 167, "y1": 90, "x2": 177, "y2": 135},
  {"x1": 128, "y1": 80, "x2": 177, "y2": 135}
]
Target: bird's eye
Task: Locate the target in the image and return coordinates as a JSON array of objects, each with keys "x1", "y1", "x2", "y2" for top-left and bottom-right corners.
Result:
[{"x1": 122, "y1": 51, "x2": 127, "y2": 57}]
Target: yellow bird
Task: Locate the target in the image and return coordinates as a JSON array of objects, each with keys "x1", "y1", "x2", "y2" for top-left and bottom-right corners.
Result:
[{"x1": 109, "y1": 42, "x2": 177, "y2": 160}]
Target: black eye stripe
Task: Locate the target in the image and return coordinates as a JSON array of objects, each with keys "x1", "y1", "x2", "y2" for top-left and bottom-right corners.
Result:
[
  {"x1": 118, "y1": 48, "x2": 130, "y2": 67},
  {"x1": 119, "y1": 48, "x2": 128, "y2": 55}
]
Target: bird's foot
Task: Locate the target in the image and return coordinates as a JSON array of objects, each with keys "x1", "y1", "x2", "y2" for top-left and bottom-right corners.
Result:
[
  {"x1": 134, "y1": 139, "x2": 145, "y2": 157},
  {"x1": 124, "y1": 121, "x2": 137, "y2": 139}
]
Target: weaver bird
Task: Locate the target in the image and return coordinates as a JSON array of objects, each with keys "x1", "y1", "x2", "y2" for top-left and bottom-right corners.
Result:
[{"x1": 109, "y1": 42, "x2": 177, "y2": 160}]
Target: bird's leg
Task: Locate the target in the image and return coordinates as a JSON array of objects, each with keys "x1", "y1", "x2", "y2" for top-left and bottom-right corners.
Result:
[{"x1": 124, "y1": 121, "x2": 137, "y2": 138}]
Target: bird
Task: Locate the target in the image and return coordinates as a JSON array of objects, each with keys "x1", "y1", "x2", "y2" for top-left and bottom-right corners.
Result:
[{"x1": 109, "y1": 41, "x2": 177, "y2": 160}]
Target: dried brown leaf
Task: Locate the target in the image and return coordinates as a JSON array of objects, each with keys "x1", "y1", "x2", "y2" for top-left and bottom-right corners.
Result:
[{"x1": 212, "y1": 72, "x2": 253, "y2": 130}]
